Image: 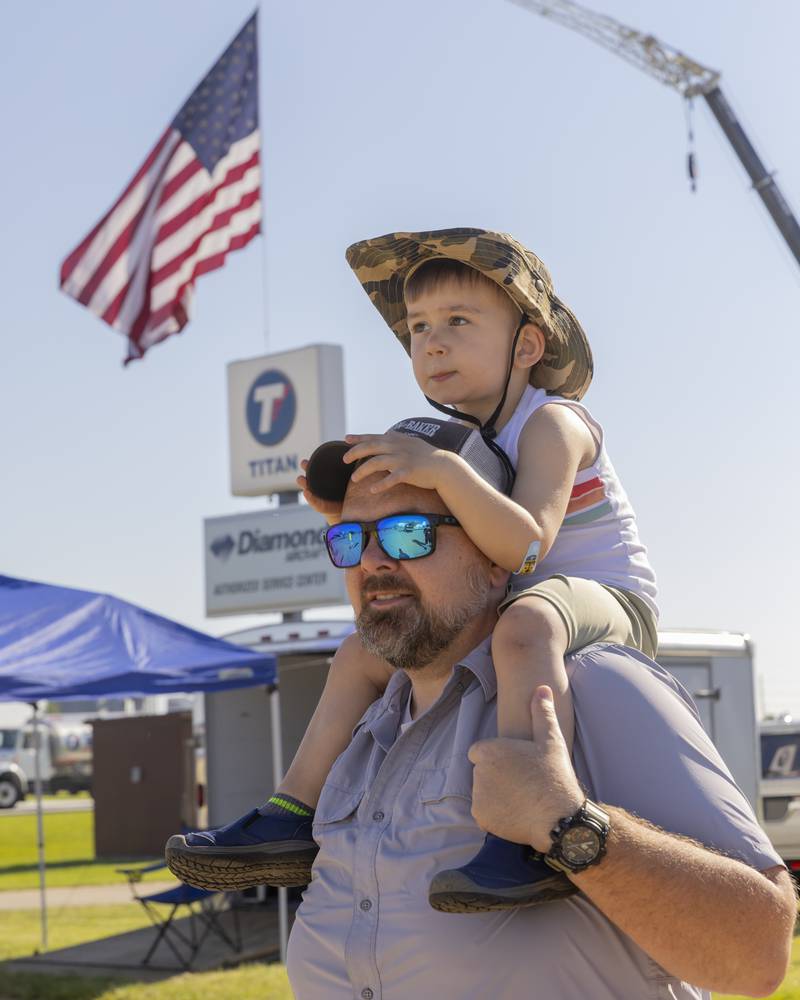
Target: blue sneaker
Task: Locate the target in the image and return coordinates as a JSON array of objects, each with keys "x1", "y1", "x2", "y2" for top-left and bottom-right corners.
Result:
[
  {"x1": 428, "y1": 833, "x2": 578, "y2": 913},
  {"x1": 165, "y1": 796, "x2": 318, "y2": 891}
]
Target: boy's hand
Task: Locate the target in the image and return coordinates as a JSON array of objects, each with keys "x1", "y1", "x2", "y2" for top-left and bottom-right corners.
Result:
[
  {"x1": 296, "y1": 459, "x2": 343, "y2": 524},
  {"x1": 344, "y1": 432, "x2": 453, "y2": 494}
]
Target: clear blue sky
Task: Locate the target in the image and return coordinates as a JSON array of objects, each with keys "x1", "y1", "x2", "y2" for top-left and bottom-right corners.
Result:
[{"x1": 3, "y1": 0, "x2": 798, "y2": 714}]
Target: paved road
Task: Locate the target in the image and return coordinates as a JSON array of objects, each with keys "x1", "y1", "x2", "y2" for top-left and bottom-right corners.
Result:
[
  {"x1": 1, "y1": 796, "x2": 94, "y2": 816},
  {"x1": 0, "y1": 881, "x2": 176, "y2": 909}
]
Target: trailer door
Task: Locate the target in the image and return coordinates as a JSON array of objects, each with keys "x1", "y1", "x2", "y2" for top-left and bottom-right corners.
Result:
[{"x1": 659, "y1": 659, "x2": 715, "y2": 740}]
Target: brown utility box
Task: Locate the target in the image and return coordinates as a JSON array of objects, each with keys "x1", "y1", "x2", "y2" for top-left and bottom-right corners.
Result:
[{"x1": 92, "y1": 712, "x2": 198, "y2": 858}]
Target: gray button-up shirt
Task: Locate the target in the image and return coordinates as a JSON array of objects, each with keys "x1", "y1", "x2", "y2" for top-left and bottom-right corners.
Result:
[{"x1": 287, "y1": 642, "x2": 780, "y2": 1000}]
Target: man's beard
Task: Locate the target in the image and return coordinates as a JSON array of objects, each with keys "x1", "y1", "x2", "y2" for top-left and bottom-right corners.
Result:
[{"x1": 355, "y1": 569, "x2": 491, "y2": 672}]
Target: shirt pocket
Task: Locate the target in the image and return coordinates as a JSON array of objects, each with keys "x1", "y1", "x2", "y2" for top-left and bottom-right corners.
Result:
[
  {"x1": 311, "y1": 781, "x2": 365, "y2": 880},
  {"x1": 314, "y1": 781, "x2": 364, "y2": 829},
  {"x1": 418, "y1": 753, "x2": 474, "y2": 805},
  {"x1": 415, "y1": 754, "x2": 479, "y2": 857}
]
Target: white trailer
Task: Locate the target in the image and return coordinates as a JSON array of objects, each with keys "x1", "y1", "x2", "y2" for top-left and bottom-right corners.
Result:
[
  {"x1": 204, "y1": 619, "x2": 355, "y2": 826},
  {"x1": 655, "y1": 631, "x2": 760, "y2": 815},
  {"x1": 205, "y1": 625, "x2": 760, "y2": 824}
]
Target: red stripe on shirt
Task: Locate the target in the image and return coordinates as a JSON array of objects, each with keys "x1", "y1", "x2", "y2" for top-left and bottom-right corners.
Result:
[
  {"x1": 570, "y1": 476, "x2": 603, "y2": 499},
  {"x1": 565, "y1": 486, "x2": 606, "y2": 515}
]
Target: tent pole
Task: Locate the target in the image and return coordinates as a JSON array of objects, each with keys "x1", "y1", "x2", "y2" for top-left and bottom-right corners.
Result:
[
  {"x1": 271, "y1": 488, "x2": 300, "y2": 963},
  {"x1": 269, "y1": 685, "x2": 288, "y2": 963},
  {"x1": 30, "y1": 701, "x2": 47, "y2": 953}
]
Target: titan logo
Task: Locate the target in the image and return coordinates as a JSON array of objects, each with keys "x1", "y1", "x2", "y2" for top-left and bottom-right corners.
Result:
[{"x1": 245, "y1": 369, "x2": 297, "y2": 447}]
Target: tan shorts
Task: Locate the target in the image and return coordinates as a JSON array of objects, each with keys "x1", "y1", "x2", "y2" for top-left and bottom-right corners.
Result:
[{"x1": 498, "y1": 574, "x2": 658, "y2": 659}]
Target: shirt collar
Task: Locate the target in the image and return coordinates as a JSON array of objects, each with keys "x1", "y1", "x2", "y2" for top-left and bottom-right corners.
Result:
[
  {"x1": 378, "y1": 634, "x2": 497, "y2": 713},
  {"x1": 456, "y1": 635, "x2": 497, "y2": 701},
  {"x1": 364, "y1": 671, "x2": 408, "y2": 751}
]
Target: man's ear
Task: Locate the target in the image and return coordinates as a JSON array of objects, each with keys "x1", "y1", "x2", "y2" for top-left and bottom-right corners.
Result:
[
  {"x1": 489, "y1": 563, "x2": 511, "y2": 591},
  {"x1": 515, "y1": 322, "x2": 546, "y2": 370}
]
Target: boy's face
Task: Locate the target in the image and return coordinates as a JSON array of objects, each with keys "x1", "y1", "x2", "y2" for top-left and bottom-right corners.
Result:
[{"x1": 404, "y1": 276, "x2": 522, "y2": 416}]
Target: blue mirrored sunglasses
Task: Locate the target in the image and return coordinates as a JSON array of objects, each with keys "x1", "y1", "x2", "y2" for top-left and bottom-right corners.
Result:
[{"x1": 324, "y1": 514, "x2": 460, "y2": 568}]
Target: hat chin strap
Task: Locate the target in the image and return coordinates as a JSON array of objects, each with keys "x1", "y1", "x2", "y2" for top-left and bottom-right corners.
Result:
[{"x1": 424, "y1": 316, "x2": 527, "y2": 490}]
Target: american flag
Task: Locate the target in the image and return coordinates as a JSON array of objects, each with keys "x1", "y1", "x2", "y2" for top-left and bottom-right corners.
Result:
[{"x1": 60, "y1": 12, "x2": 260, "y2": 364}]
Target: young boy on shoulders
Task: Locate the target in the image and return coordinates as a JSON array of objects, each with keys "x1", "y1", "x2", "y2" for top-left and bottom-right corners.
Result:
[{"x1": 166, "y1": 228, "x2": 658, "y2": 913}]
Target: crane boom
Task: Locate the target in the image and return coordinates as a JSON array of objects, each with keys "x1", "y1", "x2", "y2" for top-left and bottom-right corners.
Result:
[{"x1": 507, "y1": 0, "x2": 800, "y2": 270}]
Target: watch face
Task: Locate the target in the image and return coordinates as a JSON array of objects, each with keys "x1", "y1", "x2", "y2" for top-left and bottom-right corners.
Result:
[{"x1": 561, "y1": 825, "x2": 601, "y2": 864}]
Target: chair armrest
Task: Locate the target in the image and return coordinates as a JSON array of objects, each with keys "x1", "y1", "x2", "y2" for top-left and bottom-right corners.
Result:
[{"x1": 116, "y1": 860, "x2": 169, "y2": 883}]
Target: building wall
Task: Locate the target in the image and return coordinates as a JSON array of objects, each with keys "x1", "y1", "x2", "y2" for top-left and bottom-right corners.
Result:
[{"x1": 205, "y1": 657, "x2": 329, "y2": 826}]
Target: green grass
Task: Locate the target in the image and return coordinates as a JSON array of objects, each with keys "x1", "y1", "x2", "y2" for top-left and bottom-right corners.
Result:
[
  {"x1": 39, "y1": 792, "x2": 92, "y2": 801},
  {"x1": 0, "y1": 812, "x2": 175, "y2": 891},
  {"x1": 0, "y1": 968, "x2": 122, "y2": 1000},
  {"x1": 0, "y1": 905, "x2": 293, "y2": 1000},
  {"x1": 0, "y1": 965, "x2": 292, "y2": 1000},
  {"x1": 0, "y1": 905, "x2": 155, "y2": 963}
]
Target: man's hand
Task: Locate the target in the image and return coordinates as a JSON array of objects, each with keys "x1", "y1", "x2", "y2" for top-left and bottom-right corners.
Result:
[
  {"x1": 296, "y1": 458, "x2": 343, "y2": 525},
  {"x1": 344, "y1": 432, "x2": 454, "y2": 494},
  {"x1": 468, "y1": 686, "x2": 584, "y2": 852}
]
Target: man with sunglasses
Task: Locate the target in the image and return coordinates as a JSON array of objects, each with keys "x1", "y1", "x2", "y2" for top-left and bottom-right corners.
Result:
[{"x1": 285, "y1": 420, "x2": 794, "y2": 1000}]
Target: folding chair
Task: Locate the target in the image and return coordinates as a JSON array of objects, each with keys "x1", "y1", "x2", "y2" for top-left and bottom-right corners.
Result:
[{"x1": 117, "y1": 861, "x2": 242, "y2": 970}]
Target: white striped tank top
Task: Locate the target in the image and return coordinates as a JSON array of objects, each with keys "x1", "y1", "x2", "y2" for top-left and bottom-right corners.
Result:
[{"x1": 494, "y1": 385, "x2": 659, "y2": 618}]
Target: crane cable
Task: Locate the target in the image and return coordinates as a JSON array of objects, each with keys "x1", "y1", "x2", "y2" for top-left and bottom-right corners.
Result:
[{"x1": 684, "y1": 97, "x2": 698, "y2": 193}]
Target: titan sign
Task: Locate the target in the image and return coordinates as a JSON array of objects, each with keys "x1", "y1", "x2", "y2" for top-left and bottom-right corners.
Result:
[
  {"x1": 205, "y1": 504, "x2": 347, "y2": 615},
  {"x1": 228, "y1": 345, "x2": 345, "y2": 496}
]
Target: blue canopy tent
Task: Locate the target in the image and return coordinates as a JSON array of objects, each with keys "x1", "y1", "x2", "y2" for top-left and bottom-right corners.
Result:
[
  {"x1": 0, "y1": 573, "x2": 278, "y2": 952},
  {"x1": 0, "y1": 574, "x2": 276, "y2": 701}
]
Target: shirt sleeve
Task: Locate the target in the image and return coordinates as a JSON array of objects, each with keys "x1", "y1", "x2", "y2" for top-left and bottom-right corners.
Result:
[{"x1": 568, "y1": 644, "x2": 782, "y2": 873}]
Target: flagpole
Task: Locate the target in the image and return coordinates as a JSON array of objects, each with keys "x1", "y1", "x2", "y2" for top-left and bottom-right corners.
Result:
[
  {"x1": 258, "y1": 160, "x2": 270, "y2": 353},
  {"x1": 260, "y1": 238, "x2": 269, "y2": 352}
]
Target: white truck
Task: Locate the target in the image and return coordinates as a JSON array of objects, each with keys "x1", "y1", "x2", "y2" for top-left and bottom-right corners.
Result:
[
  {"x1": 203, "y1": 624, "x2": 763, "y2": 829},
  {"x1": 0, "y1": 716, "x2": 93, "y2": 807},
  {"x1": 758, "y1": 719, "x2": 800, "y2": 876}
]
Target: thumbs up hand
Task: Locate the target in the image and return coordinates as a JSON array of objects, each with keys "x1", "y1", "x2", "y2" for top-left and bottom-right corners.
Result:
[{"x1": 467, "y1": 686, "x2": 585, "y2": 853}]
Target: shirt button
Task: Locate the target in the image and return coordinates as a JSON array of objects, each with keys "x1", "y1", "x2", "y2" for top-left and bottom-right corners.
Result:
[
  {"x1": 372, "y1": 810, "x2": 384, "y2": 822},
  {"x1": 361, "y1": 989, "x2": 374, "y2": 1000},
  {"x1": 360, "y1": 898, "x2": 372, "y2": 911}
]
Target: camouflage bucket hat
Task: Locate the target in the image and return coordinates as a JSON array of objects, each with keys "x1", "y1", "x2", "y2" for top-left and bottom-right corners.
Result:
[{"x1": 345, "y1": 228, "x2": 593, "y2": 401}]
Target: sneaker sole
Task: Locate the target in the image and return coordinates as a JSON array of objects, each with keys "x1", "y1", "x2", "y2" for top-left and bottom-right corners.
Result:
[
  {"x1": 428, "y1": 868, "x2": 579, "y2": 914},
  {"x1": 165, "y1": 835, "x2": 317, "y2": 890}
]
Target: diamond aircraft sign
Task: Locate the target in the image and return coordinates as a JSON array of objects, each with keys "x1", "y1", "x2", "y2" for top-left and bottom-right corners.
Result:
[
  {"x1": 228, "y1": 345, "x2": 345, "y2": 496},
  {"x1": 205, "y1": 504, "x2": 347, "y2": 615}
]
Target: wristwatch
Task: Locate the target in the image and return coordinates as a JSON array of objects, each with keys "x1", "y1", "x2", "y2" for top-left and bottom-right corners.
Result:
[{"x1": 544, "y1": 799, "x2": 610, "y2": 874}]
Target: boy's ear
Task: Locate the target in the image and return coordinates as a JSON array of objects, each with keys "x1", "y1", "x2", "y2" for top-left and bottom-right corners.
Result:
[{"x1": 515, "y1": 322, "x2": 546, "y2": 370}]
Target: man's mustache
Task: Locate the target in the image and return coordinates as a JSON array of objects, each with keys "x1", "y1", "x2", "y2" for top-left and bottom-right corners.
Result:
[{"x1": 360, "y1": 573, "x2": 420, "y2": 604}]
